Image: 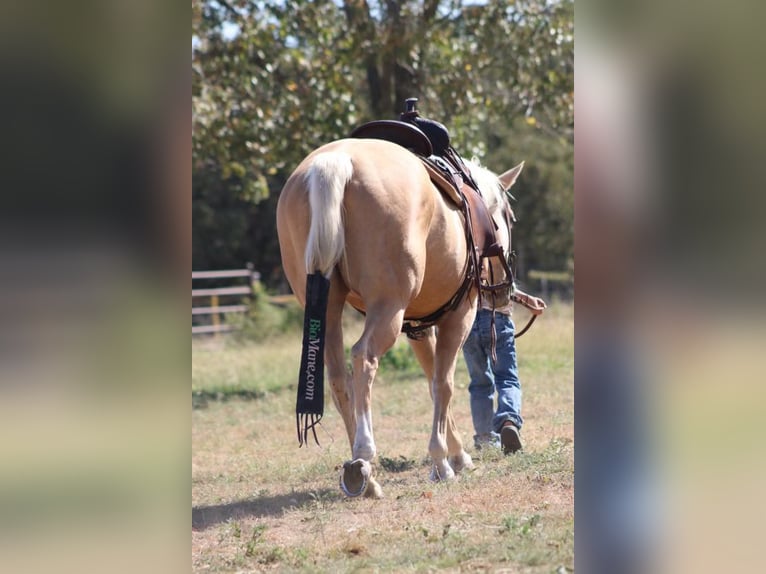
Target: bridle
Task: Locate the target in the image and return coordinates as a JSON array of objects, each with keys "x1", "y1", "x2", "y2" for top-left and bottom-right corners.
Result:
[{"x1": 483, "y1": 198, "x2": 539, "y2": 340}]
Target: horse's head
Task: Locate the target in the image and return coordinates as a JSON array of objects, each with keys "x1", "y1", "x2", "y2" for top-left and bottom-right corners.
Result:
[{"x1": 467, "y1": 160, "x2": 525, "y2": 306}]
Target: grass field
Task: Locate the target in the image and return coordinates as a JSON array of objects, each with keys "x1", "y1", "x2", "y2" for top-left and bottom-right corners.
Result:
[{"x1": 192, "y1": 302, "x2": 573, "y2": 573}]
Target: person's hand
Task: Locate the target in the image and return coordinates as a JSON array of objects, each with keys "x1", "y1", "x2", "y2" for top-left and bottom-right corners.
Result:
[
  {"x1": 526, "y1": 295, "x2": 547, "y2": 315},
  {"x1": 512, "y1": 290, "x2": 547, "y2": 315}
]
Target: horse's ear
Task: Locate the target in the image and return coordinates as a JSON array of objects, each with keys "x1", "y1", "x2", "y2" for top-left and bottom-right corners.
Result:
[{"x1": 498, "y1": 161, "x2": 525, "y2": 190}]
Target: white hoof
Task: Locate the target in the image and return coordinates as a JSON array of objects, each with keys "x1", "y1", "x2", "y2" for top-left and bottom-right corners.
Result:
[
  {"x1": 340, "y1": 458, "x2": 372, "y2": 498},
  {"x1": 449, "y1": 451, "x2": 475, "y2": 473},
  {"x1": 429, "y1": 461, "x2": 456, "y2": 482}
]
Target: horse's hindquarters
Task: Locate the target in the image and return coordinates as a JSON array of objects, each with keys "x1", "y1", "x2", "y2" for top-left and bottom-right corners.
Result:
[{"x1": 276, "y1": 138, "x2": 475, "y2": 498}]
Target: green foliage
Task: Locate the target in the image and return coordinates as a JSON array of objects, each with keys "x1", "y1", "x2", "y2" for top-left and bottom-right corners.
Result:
[
  {"x1": 244, "y1": 524, "x2": 267, "y2": 558},
  {"x1": 341, "y1": 338, "x2": 422, "y2": 380},
  {"x1": 484, "y1": 118, "x2": 574, "y2": 274},
  {"x1": 192, "y1": 0, "x2": 573, "y2": 284},
  {"x1": 228, "y1": 282, "x2": 303, "y2": 342},
  {"x1": 499, "y1": 513, "x2": 542, "y2": 536},
  {"x1": 377, "y1": 342, "x2": 421, "y2": 376}
]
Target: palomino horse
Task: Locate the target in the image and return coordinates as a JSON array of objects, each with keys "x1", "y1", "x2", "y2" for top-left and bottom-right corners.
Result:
[{"x1": 277, "y1": 138, "x2": 523, "y2": 498}]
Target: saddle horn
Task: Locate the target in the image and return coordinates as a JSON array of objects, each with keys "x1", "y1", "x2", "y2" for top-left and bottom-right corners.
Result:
[{"x1": 402, "y1": 97, "x2": 420, "y2": 119}]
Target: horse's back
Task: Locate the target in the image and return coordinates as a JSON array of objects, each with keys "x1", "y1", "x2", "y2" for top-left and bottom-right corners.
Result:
[
  {"x1": 289, "y1": 138, "x2": 431, "y2": 201},
  {"x1": 278, "y1": 139, "x2": 430, "y2": 235},
  {"x1": 277, "y1": 139, "x2": 467, "y2": 315}
]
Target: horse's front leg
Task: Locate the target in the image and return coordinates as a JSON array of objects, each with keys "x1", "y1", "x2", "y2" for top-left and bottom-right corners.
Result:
[
  {"x1": 408, "y1": 327, "x2": 474, "y2": 476},
  {"x1": 429, "y1": 299, "x2": 477, "y2": 481},
  {"x1": 429, "y1": 371, "x2": 457, "y2": 481}
]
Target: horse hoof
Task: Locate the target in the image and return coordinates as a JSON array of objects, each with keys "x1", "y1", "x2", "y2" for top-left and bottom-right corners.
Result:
[
  {"x1": 340, "y1": 458, "x2": 372, "y2": 498},
  {"x1": 449, "y1": 452, "x2": 475, "y2": 473},
  {"x1": 429, "y1": 462, "x2": 456, "y2": 482}
]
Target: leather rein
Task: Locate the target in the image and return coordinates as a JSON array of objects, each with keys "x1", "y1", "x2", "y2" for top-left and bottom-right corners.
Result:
[
  {"x1": 482, "y1": 201, "x2": 541, "y2": 340},
  {"x1": 355, "y1": 169, "x2": 542, "y2": 342}
]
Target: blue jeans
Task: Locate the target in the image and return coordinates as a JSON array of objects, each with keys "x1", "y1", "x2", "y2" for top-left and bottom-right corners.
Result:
[{"x1": 462, "y1": 309, "x2": 523, "y2": 443}]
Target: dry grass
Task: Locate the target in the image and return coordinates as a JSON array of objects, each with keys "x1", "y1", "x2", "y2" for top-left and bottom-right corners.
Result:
[{"x1": 192, "y1": 302, "x2": 573, "y2": 572}]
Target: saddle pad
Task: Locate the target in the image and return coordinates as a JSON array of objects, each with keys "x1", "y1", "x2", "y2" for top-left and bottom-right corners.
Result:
[{"x1": 421, "y1": 160, "x2": 463, "y2": 206}]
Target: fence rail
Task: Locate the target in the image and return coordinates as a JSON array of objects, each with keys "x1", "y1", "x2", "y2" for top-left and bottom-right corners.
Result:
[
  {"x1": 268, "y1": 294, "x2": 296, "y2": 306},
  {"x1": 192, "y1": 266, "x2": 302, "y2": 335},
  {"x1": 191, "y1": 265, "x2": 570, "y2": 336},
  {"x1": 192, "y1": 324, "x2": 237, "y2": 335},
  {"x1": 192, "y1": 286, "x2": 253, "y2": 298},
  {"x1": 192, "y1": 269, "x2": 254, "y2": 280},
  {"x1": 192, "y1": 266, "x2": 260, "y2": 336},
  {"x1": 526, "y1": 269, "x2": 574, "y2": 301}
]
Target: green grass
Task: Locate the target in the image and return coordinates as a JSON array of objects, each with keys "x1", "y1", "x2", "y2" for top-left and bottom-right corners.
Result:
[
  {"x1": 193, "y1": 309, "x2": 426, "y2": 406},
  {"x1": 193, "y1": 300, "x2": 572, "y2": 399},
  {"x1": 192, "y1": 333, "x2": 301, "y2": 398},
  {"x1": 192, "y1": 302, "x2": 573, "y2": 573}
]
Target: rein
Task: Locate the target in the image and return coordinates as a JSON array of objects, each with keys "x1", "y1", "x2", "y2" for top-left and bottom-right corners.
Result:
[
  {"x1": 498, "y1": 201, "x2": 542, "y2": 339},
  {"x1": 511, "y1": 300, "x2": 542, "y2": 339},
  {"x1": 401, "y1": 186, "x2": 545, "y2": 342},
  {"x1": 481, "y1": 201, "x2": 544, "y2": 352},
  {"x1": 513, "y1": 313, "x2": 538, "y2": 338}
]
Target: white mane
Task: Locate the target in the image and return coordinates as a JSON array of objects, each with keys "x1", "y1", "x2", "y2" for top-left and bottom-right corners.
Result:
[{"x1": 464, "y1": 158, "x2": 506, "y2": 213}]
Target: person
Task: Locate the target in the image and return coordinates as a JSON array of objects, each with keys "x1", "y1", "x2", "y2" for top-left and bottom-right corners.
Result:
[{"x1": 462, "y1": 288, "x2": 546, "y2": 454}]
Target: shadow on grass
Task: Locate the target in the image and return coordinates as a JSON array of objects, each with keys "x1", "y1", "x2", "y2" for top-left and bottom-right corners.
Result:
[
  {"x1": 192, "y1": 488, "x2": 337, "y2": 530},
  {"x1": 192, "y1": 389, "x2": 268, "y2": 409}
]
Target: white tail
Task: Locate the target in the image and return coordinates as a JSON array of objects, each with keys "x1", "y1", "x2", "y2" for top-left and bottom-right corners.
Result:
[{"x1": 304, "y1": 152, "x2": 353, "y2": 276}]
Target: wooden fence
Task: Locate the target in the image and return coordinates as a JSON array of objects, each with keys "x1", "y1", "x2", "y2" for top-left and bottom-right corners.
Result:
[
  {"x1": 192, "y1": 266, "x2": 260, "y2": 335},
  {"x1": 192, "y1": 265, "x2": 569, "y2": 336},
  {"x1": 526, "y1": 269, "x2": 574, "y2": 301}
]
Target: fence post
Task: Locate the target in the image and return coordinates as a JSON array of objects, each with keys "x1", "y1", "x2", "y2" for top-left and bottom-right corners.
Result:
[
  {"x1": 210, "y1": 293, "x2": 220, "y2": 335},
  {"x1": 247, "y1": 262, "x2": 261, "y2": 293}
]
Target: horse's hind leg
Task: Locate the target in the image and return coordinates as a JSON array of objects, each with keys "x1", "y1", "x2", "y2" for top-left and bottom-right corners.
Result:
[
  {"x1": 340, "y1": 303, "x2": 405, "y2": 498},
  {"x1": 350, "y1": 304, "x2": 404, "y2": 461},
  {"x1": 408, "y1": 329, "x2": 474, "y2": 474},
  {"x1": 325, "y1": 273, "x2": 355, "y2": 448}
]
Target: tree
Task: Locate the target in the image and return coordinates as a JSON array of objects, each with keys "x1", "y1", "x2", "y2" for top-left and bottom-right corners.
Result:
[{"x1": 192, "y1": 0, "x2": 573, "y2": 285}]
